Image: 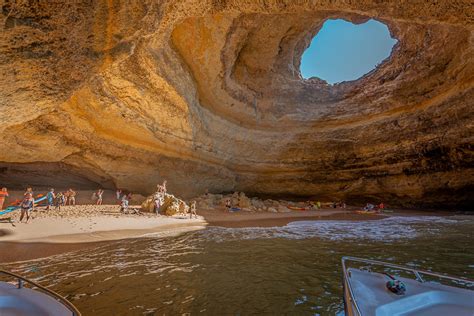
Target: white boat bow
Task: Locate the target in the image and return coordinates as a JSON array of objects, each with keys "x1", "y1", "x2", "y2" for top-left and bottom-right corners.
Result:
[
  {"x1": 0, "y1": 269, "x2": 81, "y2": 316},
  {"x1": 342, "y1": 256, "x2": 474, "y2": 316}
]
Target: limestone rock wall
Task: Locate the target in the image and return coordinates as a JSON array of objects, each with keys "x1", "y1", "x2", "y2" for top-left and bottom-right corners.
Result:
[{"x1": 1, "y1": 1, "x2": 473, "y2": 209}]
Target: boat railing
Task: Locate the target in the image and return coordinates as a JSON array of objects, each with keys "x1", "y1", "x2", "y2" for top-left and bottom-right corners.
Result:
[
  {"x1": 341, "y1": 256, "x2": 474, "y2": 316},
  {"x1": 0, "y1": 269, "x2": 81, "y2": 316}
]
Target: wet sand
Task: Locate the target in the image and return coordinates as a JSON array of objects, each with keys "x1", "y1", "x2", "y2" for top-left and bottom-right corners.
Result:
[
  {"x1": 0, "y1": 241, "x2": 108, "y2": 263},
  {"x1": 200, "y1": 209, "x2": 386, "y2": 227}
]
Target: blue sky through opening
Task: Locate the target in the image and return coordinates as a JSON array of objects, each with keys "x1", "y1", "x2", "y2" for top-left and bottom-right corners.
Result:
[{"x1": 300, "y1": 19, "x2": 397, "y2": 84}]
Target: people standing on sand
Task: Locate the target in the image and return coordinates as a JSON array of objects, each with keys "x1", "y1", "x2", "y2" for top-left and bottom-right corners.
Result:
[
  {"x1": 0, "y1": 187, "x2": 9, "y2": 210},
  {"x1": 55, "y1": 192, "x2": 64, "y2": 210},
  {"x1": 19, "y1": 193, "x2": 34, "y2": 223},
  {"x1": 225, "y1": 198, "x2": 231, "y2": 210},
  {"x1": 46, "y1": 188, "x2": 55, "y2": 211},
  {"x1": 96, "y1": 189, "x2": 104, "y2": 205},
  {"x1": 189, "y1": 201, "x2": 197, "y2": 219},
  {"x1": 116, "y1": 189, "x2": 122, "y2": 200},
  {"x1": 120, "y1": 195, "x2": 129, "y2": 213},
  {"x1": 68, "y1": 189, "x2": 76, "y2": 205},
  {"x1": 63, "y1": 190, "x2": 70, "y2": 205},
  {"x1": 316, "y1": 201, "x2": 321, "y2": 209}
]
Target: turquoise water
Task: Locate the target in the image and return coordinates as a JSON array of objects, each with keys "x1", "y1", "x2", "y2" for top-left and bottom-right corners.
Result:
[{"x1": 3, "y1": 216, "x2": 474, "y2": 315}]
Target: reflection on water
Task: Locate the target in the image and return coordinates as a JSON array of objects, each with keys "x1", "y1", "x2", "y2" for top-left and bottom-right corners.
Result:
[{"x1": 4, "y1": 216, "x2": 474, "y2": 315}]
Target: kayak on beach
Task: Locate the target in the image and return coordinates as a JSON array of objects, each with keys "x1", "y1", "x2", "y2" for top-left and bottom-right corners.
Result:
[
  {"x1": 0, "y1": 194, "x2": 48, "y2": 216},
  {"x1": 355, "y1": 210, "x2": 378, "y2": 215},
  {"x1": 288, "y1": 206, "x2": 309, "y2": 211}
]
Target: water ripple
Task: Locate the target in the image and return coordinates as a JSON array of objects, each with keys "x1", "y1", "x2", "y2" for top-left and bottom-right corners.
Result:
[{"x1": 195, "y1": 216, "x2": 462, "y2": 243}]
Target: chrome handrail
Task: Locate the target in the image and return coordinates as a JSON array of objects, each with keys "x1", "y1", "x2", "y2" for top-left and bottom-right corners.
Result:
[
  {"x1": 0, "y1": 269, "x2": 81, "y2": 316},
  {"x1": 341, "y1": 256, "x2": 474, "y2": 316}
]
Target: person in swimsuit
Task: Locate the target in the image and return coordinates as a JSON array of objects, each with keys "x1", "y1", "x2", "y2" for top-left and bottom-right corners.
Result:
[
  {"x1": 120, "y1": 195, "x2": 129, "y2": 213},
  {"x1": 63, "y1": 190, "x2": 70, "y2": 205},
  {"x1": 96, "y1": 189, "x2": 104, "y2": 205},
  {"x1": 162, "y1": 180, "x2": 167, "y2": 194},
  {"x1": 68, "y1": 189, "x2": 76, "y2": 205},
  {"x1": 189, "y1": 201, "x2": 197, "y2": 219},
  {"x1": 46, "y1": 188, "x2": 55, "y2": 211},
  {"x1": 225, "y1": 198, "x2": 231, "y2": 210},
  {"x1": 0, "y1": 187, "x2": 9, "y2": 210},
  {"x1": 156, "y1": 180, "x2": 167, "y2": 194},
  {"x1": 55, "y1": 192, "x2": 64, "y2": 210},
  {"x1": 19, "y1": 193, "x2": 34, "y2": 223}
]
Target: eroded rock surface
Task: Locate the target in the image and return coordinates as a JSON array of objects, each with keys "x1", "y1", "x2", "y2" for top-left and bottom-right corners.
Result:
[
  {"x1": 141, "y1": 193, "x2": 188, "y2": 216},
  {"x1": 1, "y1": 1, "x2": 473, "y2": 209}
]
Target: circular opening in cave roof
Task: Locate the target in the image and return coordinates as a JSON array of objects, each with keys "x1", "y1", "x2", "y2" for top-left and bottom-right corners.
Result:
[{"x1": 300, "y1": 19, "x2": 397, "y2": 84}]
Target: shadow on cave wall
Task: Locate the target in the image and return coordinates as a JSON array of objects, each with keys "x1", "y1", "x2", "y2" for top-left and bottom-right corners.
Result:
[{"x1": 0, "y1": 162, "x2": 116, "y2": 191}]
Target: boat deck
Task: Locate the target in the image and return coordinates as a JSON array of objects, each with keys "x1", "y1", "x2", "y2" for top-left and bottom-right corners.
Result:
[
  {"x1": 0, "y1": 282, "x2": 72, "y2": 316},
  {"x1": 348, "y1": 268, "x2": 474, "y2": 316}
]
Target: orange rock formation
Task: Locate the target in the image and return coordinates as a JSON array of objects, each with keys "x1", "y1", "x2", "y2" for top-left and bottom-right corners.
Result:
[{"x1": 0, "y1": 1, "x2": 473, "y2": 209}]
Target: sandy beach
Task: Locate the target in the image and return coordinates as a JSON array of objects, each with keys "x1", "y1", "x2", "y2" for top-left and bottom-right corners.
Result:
[{"x1": 0, "y1": 205, "x2": 206, "y2": 243}]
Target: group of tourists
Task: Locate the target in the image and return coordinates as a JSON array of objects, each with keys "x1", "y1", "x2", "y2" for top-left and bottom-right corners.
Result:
[
  {"x1": 364, "y1": 202, "x2": 385, "y2": 212},
  {"x1": 1, "y1": 182, "x2": 200, "y2": 220},
  {"x1": 47, "y1": 188, "x2": 78, "y2": 210},
  {"x1": 116, "y1": 189, "x2": 134, "y2": 213},
  {"x1": 3, "y1": 187, "x2": 79, "y2": 223}
]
